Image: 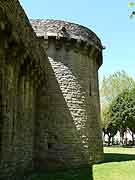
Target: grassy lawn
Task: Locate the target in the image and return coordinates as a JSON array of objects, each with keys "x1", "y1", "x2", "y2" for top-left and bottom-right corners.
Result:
[
  {"x1": 23, "y1": 147, "x2": 135, "y2": 180},
  {"x1": 93, "y1": 147, "x2": 135, "y2": 180}
]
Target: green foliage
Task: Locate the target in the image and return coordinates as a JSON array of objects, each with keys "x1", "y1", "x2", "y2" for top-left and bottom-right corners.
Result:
[
  {"x1": 100, "y1": 70, "x2": 135, "y2": 106},
  {"x1": 128, "y1": 2, "x2": 135, "y2": 18},
  {"x1": 109, "y1": 88, "x2": 135, "y2": 133},
  {"x1": 102, "y1": 105, "x2": 118, "y2": 145},
  {"x1": 130, "y1": 11, "x2": 135, "y2": 18},
  {"x1": 100, "y1": 71, "x2": 135, "y2": 144},
  {"x1": 128, "y1": 2, "x2": 135, "y2": 7}
]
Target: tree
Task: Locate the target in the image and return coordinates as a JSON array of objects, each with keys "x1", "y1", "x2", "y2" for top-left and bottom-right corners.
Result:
[
  {"x1": 100, "y1": 70, "x2": 135, "y2": 106},
  {"x1": 102, "y1": 105, "x2": 118, "y2": 146},
  {"x1": 100, "y1": 71, "x2": 135, "y2": 145},
  {"x1": 128, "y1": 2, "x2": 135, "y2": 18},
  {"x1": 109, "y1": 88, "x2": 135, "y2": 145}
]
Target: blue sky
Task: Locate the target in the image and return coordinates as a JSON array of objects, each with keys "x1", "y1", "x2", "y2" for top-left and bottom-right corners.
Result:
[{"x1": 20, "y1": 0, "x2": 135, "y2": 79}]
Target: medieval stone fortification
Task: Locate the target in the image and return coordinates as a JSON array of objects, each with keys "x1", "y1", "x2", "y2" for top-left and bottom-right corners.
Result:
[{"x1": 0, "y1": 0, "x2": 103, "y2": 179}]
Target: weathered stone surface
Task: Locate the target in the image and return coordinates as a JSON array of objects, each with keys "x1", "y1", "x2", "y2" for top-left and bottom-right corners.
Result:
[
  {"x1": 0, "y1": 0, "x2": 47, "y2": 179},
  {"x1": 0, "y1": 0, "x2": 103, "y2": 179},
  {"x1": 31, "y1": 19, "x2": 103, "y2": 50},
  {"x1": 31, "y1": 19, "x2": 103, "y2": 67},
  {"x1": 31, "y1": 20, "x2": 103, "y2": 168}
]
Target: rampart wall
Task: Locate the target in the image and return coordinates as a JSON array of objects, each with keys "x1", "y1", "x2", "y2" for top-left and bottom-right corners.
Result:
[
  {"x1": 0, "y1": 0, "x2": 47, "y2": 178},
  {"x1": 0, "y1": 1, "x2": 103, "y2": 179}
]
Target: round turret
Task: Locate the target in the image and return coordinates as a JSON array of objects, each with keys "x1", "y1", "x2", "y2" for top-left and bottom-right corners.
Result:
[
  {"x1": 31, "y1": 19, "x2": 103, "y2": 67},
  {"x1": 31, "y1": 19, "x2": 103, "y2": 168}
]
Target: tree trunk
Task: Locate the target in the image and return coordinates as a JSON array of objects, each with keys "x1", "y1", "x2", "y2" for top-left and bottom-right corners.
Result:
[
  {"x1": 124, "y1": 130, "x2": 128, "y2": 145},
  {"x1": 131, "y1": 132, "x2": 135, "y2": 145},
  {"x1": 112, "y1": 136, "x2": 116, "y2": 145},
  {"x1": 108, "y1": 135, "x2": 111, "y2": 146},
  {"x1": 102, "y1": 131, "x2": 105, "y2": 144},
  {"x1": 120, "y1": 130, "x2": 124, "y2": 146}
]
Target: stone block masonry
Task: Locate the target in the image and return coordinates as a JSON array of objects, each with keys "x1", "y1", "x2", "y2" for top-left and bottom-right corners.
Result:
[
  {"x1": 0, "y1": 0, "x2": 103, "y2": 179},
  {"x1": 31, "y1": 20, "x2": 103, "y2": 168},
  {"x1": 0, "y1": 0, "x2": 47, "y2": 179}
]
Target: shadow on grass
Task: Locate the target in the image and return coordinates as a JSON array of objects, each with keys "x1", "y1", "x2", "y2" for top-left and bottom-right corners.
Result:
[
  {"x1": 22, "y1": 167, "x2": 93, "y2": 180},
  {"x1": 99, "y1": 153, "x2": 135, "y2": 164}
]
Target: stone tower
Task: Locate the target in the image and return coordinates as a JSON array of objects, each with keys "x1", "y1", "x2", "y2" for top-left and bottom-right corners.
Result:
[
  {"x1": 31, "y1": 20, "x2": 103, "y2": 168},
  {"x1": 0, "y1": 0, "x2": 104, "y2": 178}
]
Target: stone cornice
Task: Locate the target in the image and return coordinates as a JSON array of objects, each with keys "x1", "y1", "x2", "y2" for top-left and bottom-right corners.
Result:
[
  {"x1": 38, "y1": 35, "x2": 103, "y2": 67},
  {"x1": 31, "y1": 19, "x2": 103, "y2": 67}
]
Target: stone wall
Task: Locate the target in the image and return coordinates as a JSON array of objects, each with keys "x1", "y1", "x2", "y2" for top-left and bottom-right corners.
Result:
[
  {"x1": 0, "y1": 0, "x2": 47, "y2": 178},
  {"x1": 31, "y1": 20, "x2": 103, "y2": 168},
  {"x1": 0, "y1": 0, "x2": 103, "y2": 178}
]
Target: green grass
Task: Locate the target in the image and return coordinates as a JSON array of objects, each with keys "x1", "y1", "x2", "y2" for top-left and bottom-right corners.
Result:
[
  {"x1": 93, "y1": 147, "x2": 135, "y2": 180},
  {"x1": 23, "y1": 147, "x2": 135, "y2": 180}
]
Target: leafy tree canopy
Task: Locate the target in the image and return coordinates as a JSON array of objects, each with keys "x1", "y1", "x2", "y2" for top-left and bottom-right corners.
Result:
[
  {"x1": 109, "y1": 88, "x2": 135, "y2": 133},
  {"x1": 100, "y1": 71, "x2": 135, "y2": 145},
  {"x1": 128, "y1": 2, "x2": 135, "y2": 18},
  {"x1": 100, "y1": 70, "x2": 135, "y2": 107}
]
